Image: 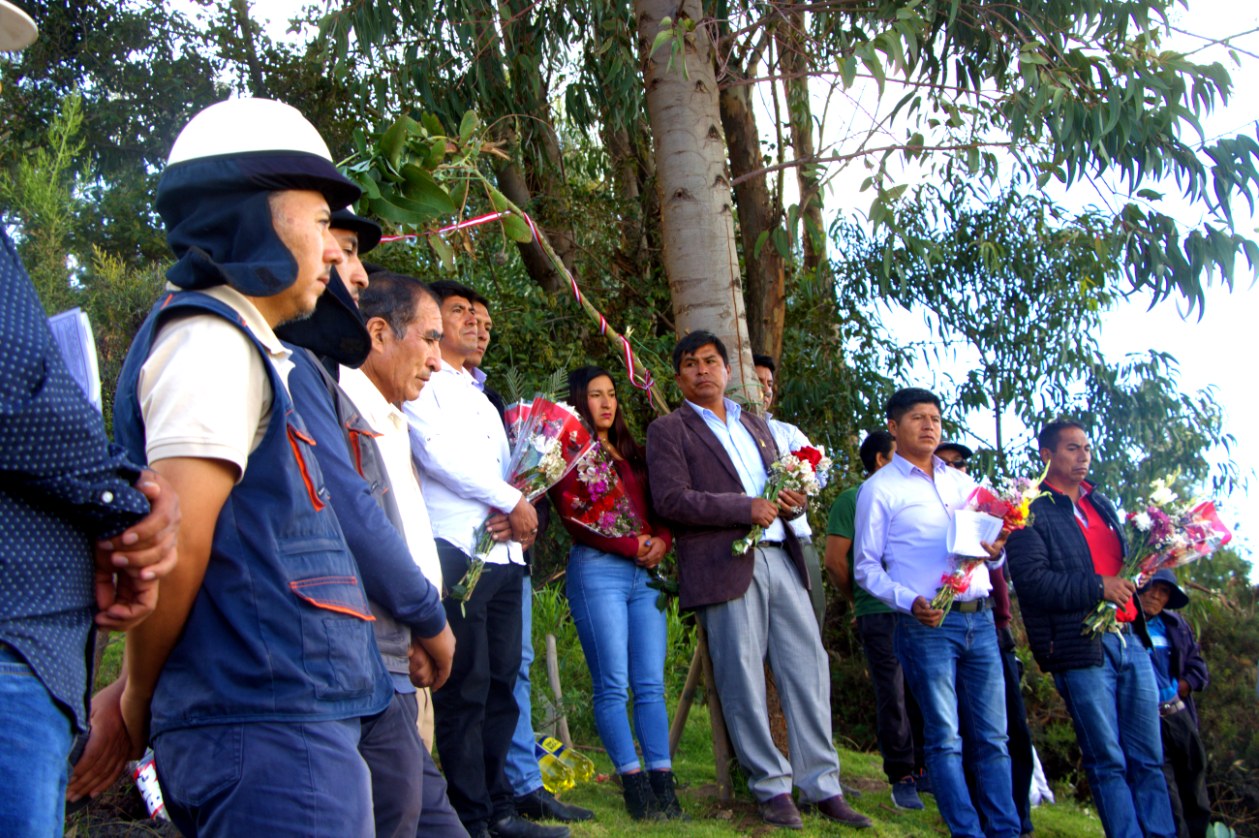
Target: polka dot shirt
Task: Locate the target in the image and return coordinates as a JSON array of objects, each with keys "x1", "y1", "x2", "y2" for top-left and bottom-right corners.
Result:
[{"x1": 0, "y1": 225, "x2": 150, "y2": 731}]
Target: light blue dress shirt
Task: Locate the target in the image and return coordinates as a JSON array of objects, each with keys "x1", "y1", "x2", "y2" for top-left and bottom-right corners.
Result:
[
  {"x1": 686, "y1": 398, "x2": 786, "y2": 542},
  {"x1": 852, "y1": 452, "x2": 1002, "y2": 613}
]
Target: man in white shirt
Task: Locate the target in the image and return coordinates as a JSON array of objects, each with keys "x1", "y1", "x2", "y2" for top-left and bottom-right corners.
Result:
[
  {"x1": 460, "y1": 295, "x2": 592, "y2": 825},
  {"x1": 852, "y1": 387, "x2": 1019, "y2": 837},
  {"x1": 753, "y1": 353, "x2": 827, "y2": 629},
  {"x1": 405, "y1": 281, "x2": 564, "y2": 838}
]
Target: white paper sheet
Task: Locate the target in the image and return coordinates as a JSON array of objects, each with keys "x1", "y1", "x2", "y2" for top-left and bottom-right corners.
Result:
[
  {"x1": 948, "y1": 509, "x2": 1004, "y2": 557},
  {"x1": 46, "y1": 307, "x2": 101, "y2": 413}
]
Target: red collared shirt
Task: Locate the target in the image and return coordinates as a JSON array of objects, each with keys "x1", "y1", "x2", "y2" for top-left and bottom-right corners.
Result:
[{"x1": 1047, "y1": 481, "x2": 1135, "y2": 622}]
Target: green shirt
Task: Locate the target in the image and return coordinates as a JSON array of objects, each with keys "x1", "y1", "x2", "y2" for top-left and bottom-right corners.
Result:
[{"x1": 827, "y1": 484, "x2": 892, "y2": 617}]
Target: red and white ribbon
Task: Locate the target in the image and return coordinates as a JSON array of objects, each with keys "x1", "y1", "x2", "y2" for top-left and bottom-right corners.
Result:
[{"x1": 381, "y1": 210, "x2": 655, "y2": 392}]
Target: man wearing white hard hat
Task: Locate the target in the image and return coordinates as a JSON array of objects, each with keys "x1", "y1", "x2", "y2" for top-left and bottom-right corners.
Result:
[
  {"x1": 111, "y1": 97, "x2": 394, "y2": 835},
  {"x1": 1, "y1": 4, "x2": 181, "y2": 835}
]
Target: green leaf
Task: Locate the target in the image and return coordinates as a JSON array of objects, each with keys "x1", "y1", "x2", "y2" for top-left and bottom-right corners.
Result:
[
  {"x1": 399, "y1": 164, "x2": 456, "y2": 217},
  {"x1": 502, "y1": 214, "x2": 534, "y2": 243},
  {"x1": 429, "y1": 233, "x2": 455, "y2": 272},
  {"x1": 458, "y1": 110, "x2": 480, "y2": 144},
  {"x1": 381, "y1": 115, "x2": 420, "y2": 171}
]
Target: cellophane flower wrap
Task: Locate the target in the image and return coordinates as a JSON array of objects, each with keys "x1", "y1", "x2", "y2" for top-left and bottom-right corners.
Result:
[
  {"x1": 449, "y1": 397, "x2": 594, "y2": 611},
  {"x1": 930, "y1": 464, "x2": 1049, "y2": 618},
  {"x1": 554, "y1": 441, "x2": 642, "y2": 539},
  {"x1": 1082, "y1": 478, "x2": 1232, "y2": 640},
  {"x1": 552, "y1": 441, "x2": 677, "y2": 609},
  {"x1": 731, "y1": 446, "x2": 832, "y2": 556}
]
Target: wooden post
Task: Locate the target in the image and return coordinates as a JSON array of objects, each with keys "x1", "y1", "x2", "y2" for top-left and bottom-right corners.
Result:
[
  {"x1": 696, "y1": 624, "x2": 734, "y2": 804},
  {"x1": 544, "y1": 633, "x2": 573, "y2": 748},
  {"x1": 668, "y1": 643, "x2": 704, "y2": 756}
]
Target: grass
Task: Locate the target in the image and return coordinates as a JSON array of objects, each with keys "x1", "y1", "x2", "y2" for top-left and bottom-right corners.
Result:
[
  {"x1": 86, "y1": 603, "x2": 1109, "y2": 836},
  {"x1": 548, "y1": 702, "x2": 1107, "y2": 837}
]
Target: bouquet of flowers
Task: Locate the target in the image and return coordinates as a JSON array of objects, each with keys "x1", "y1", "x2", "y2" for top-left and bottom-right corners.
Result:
[
  {"x1": 554, "y1": 441, "x2": 642, "y2": 539},
  {"x1": 931, "y1": 465, "x2": 1049, "y2": 617},
  {"x1": 448, "y1": 397, "x2": 595, "y2": 611},
  {"x1": 1081, "y1": 478, "x2": 1232, "y2": 639},
  {"x1": 553, "y1": 441, "x2": 678, "y2": 609},
  {"x1": 731, "y1": 446, "x2": 832, "y2": 556}
]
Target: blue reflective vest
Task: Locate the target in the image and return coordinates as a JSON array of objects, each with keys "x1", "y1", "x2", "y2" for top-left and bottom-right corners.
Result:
[{"x1": 114, "y1": 290, "x2": 392, "y2": 736}]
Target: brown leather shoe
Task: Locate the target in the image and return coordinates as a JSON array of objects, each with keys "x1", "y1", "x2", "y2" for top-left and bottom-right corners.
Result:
[
  {"x1": 812, "y1": 794, "x2": 872, "y2": 829},
  {"x1": 757, "y1": 793, "x2": 803, "y2": 829}
]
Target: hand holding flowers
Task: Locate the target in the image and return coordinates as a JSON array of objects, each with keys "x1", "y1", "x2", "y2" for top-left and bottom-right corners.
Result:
[
  {"x1": 732, "y1": 446, "x2": 832, "y2": 556},
  {"x1": 448, "y1": 397, "x2": 594, "y2": 611},
  {"x1": 929, "y1": 464, "x2": 1048, "y2": 620},
  {"x1": 1081, "y1": 477, "x2": 1231, "y2": 640}
]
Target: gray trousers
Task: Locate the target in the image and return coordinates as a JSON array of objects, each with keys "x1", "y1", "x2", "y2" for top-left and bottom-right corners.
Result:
[
  {"x1": 697, "y1": 544, "x2": 842, "y2": 802},
  {"x1": 799, "y1": 538, "x2": 826, "y2": 630}
]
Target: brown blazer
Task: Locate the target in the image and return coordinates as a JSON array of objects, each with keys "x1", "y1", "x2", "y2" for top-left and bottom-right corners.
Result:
[{"x1": 646, "y1": 403, "x2": 808, "y2": 610}]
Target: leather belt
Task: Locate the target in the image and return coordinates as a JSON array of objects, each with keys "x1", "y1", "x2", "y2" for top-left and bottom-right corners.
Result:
[
  {"x1": 757, "y1": 540, "x2": 785, "y2": 549},
  {"x1": 953, "y1": 597, "x2": 991, "y2": 614},
  {"x1": 1159, "y1": 698, "x2": 1186, "y2": 717}
]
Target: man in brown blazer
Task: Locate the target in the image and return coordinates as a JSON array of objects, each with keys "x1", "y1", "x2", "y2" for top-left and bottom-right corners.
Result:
[{"x1": 647, "y1": 331, "x2": 870, "y2": 830}]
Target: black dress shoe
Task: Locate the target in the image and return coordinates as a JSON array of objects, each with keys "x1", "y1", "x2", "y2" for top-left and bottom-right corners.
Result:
[
  {"x1": 489, "y1": 814, "x2": 570, "y2": 838},
  {"x1": 514, "y1": 787, "x2": 594, "y2": 822}
]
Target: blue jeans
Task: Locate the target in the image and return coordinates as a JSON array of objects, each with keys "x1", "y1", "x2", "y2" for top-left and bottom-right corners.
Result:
[
  {"x1": 0, "y1": 645, "x2": 74, "y2": 837},
  {"x1": 895, "y1": 610, "x2": 1020, "y2": 838},
  {"x1": 505, "y1": 572, "x2": 544, "y2": 795},
  {"x1": 1053, "y1": 631, "x2": 1176, "y2": 838},
  {"x1": 566, "y1": 545, "x2": 670, "y2": 773}
]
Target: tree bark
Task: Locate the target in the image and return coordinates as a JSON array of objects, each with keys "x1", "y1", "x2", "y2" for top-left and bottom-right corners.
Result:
[
  {"x1": 720, "y1": 62, "x2": 785, "y2": 361},
  {"x1": 229, "y1": 0, "x2": 269, "y2": 99},
  {"x1": 464, "y1": 0, "x2": 576, "y2": 297},
  {"x1": 636, "y1": 0, "x2": 758, "y2": 402},
  {"x1": 774, "y1": 10, "x2": 827, "y2": 280}
]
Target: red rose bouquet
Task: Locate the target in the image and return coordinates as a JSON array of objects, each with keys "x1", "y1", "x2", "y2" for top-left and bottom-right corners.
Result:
[
  {"x1": 731, "y1": 446, "x2": 832, "y2": 556},
  {"x1": 449, "y1": 397, "x2": 594, "y2": 610}
]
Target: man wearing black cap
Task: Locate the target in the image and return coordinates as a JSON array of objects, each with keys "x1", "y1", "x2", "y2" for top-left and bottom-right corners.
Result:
[
  {"x1": 275, "y1": 222, "x2": 461, "y2": 836},
  {"x1": 934, "y1": 441, "x2": 973, "y2": 472},
  {"x1": 329, "y1": 207, "x2": 381, "y2": 304},
  {"x1": 1140, "y1": 569, "x2": 1211, "y2": 838},
  {"x1": 111, "y1": 99, "x2": 395, "y2": 836}
]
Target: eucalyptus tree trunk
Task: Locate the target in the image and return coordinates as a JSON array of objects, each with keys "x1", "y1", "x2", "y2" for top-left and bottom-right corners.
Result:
[
  {"x1": 720, "y1": 65, "x2": 785, "y2": 361},
  {"x1": 774, "y1": 9, "x2": 828, "y2": 280},
  {"x1": 462, "y1": 0, "x2": 576, "y2": 297},
  {"x1": 635, "y1": 0, "x2": 759, "y2": 405}
]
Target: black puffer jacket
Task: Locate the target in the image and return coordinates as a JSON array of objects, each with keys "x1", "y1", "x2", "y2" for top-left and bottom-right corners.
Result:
[{"x1": 1007, "y1": 483, "x2": 1150, "y2": 673}]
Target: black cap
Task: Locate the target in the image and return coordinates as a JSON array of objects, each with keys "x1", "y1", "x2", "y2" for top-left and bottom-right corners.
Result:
[
  {"x1": 936, "y1": 441, "x2": 974, "y2": 459},
  {"x1": 331, "y1": 208, "x2": 383, "y2": 255}
]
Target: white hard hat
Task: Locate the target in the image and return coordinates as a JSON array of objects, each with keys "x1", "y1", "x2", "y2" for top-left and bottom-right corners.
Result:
[
  {"x1": 167, "y1": 98, "x2": 335, "y2": 166},
  {"x1": 158, "y1": 97, "x2": 360, "y2": 214},
  {"x1": 0, "y1": 0, "x2": 37, "y2": 52}
]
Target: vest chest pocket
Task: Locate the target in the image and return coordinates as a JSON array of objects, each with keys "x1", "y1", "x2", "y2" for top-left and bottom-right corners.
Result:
[{"x1": 289, "y1": 574, "x2": 377, "y2": 700}]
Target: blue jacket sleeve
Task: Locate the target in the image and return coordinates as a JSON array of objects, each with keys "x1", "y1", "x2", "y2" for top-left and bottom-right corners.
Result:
[{"x1": 287, "y1": 352, "x2": 446, "y2": 638}]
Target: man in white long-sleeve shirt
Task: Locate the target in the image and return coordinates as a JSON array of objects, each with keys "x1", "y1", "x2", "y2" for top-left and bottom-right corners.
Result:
[
  {"x1": 404, "y1": 280, "x2": 565, "y2": 838},
  {"x1": 852, "y1": 387, "x2": 1018, "y2": 838}
]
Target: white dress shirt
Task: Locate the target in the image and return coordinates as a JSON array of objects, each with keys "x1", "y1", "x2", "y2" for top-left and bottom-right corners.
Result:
[
  {"x1": 403, "y1": 360, "x2": 523, "y2": 565},
  {"x1": 339, "y1": 366, "x2": 443, "y2": 588},
  {"x1": 853, "y1": 452, "x2": 1002, "y2": 613},
  {"x1": 767, "y1": 415, "x2": 819, "y2": 541},
  {"x1": 686, "y1": 398, "x2": 786, "y2": 542}
]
